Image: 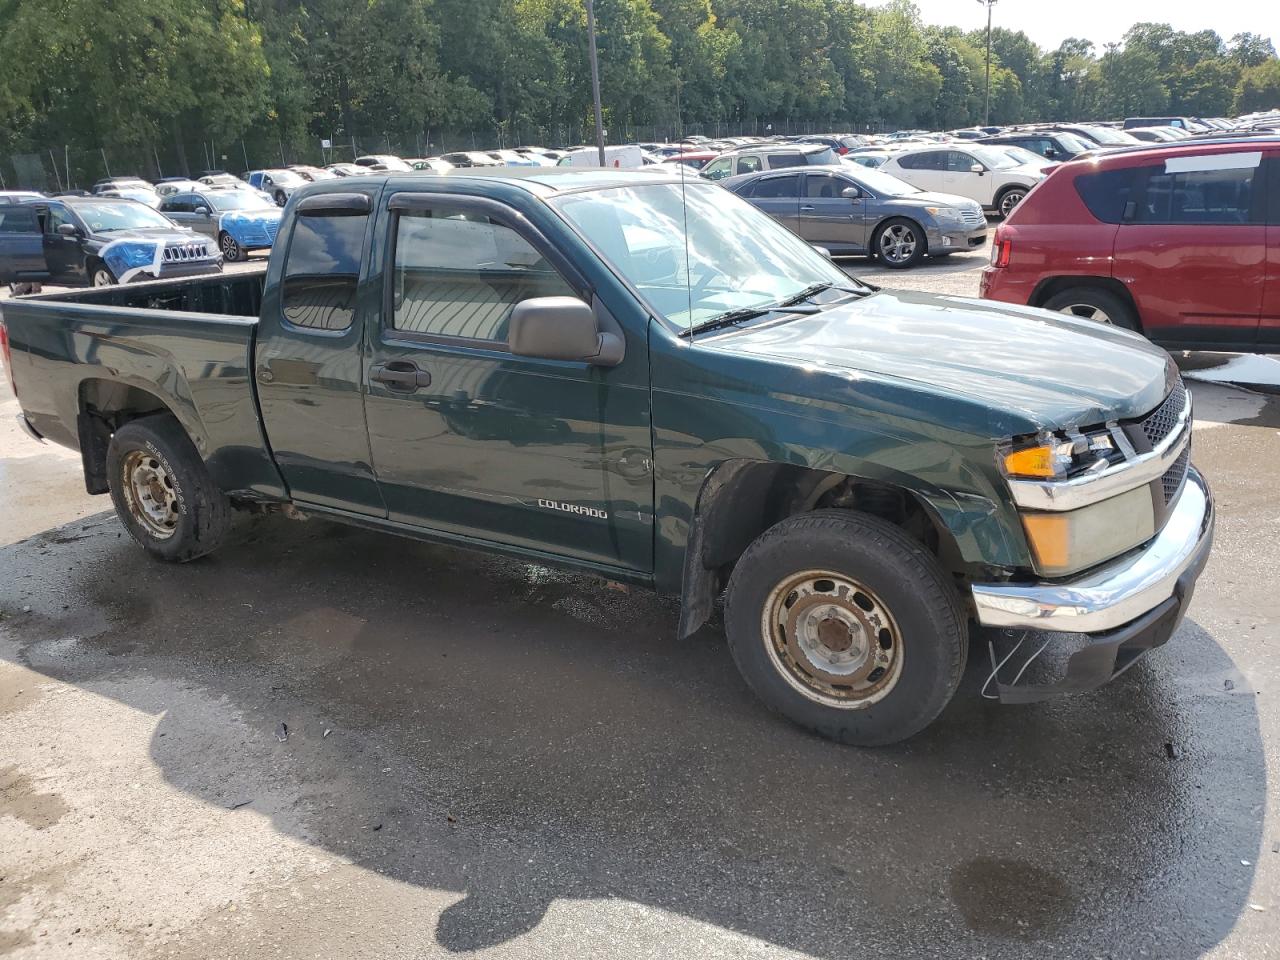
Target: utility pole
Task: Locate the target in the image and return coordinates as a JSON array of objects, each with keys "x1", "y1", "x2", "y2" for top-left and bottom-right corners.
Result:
[
  {"x1": 977, "y1": 0, "x2": 997, "y2": 127},
  {"x1": 585, "y1": 0, "x2": 606, "y2": 166}
]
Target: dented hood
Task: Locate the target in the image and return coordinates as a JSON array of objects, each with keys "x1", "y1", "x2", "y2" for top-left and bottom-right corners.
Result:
[{"x1": 715, "y1": 288, "x2": 1176, "y2": 434}]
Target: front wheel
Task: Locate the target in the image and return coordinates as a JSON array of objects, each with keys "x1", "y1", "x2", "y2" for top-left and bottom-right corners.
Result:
[
  {"x1": 724, "y1": 510, "x2": 967, "y2": 746},
  {"x1": 873, "y1": 218, "x2": 926, "y2": 269},
  {"x1": 996, "y1": 187, "x2": 1027, "y2": 219},
  {"x1": 91, "y1": 263, "x2": 117, "y2": 287},
  {"x1": 1043, "y1": 287, "x2": 1139, "y2": 331},
  {"x1": 106, "y1": 414, "x2": 232, "y2": 562},
  {"x1": 219, "y1": 231, "x2": 243, "y2": 262}
]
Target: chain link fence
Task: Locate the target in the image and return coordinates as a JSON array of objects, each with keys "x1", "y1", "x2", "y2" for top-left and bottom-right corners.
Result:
[{"x1": 2, "y1": 118, "x2": 889, "y2": 190}]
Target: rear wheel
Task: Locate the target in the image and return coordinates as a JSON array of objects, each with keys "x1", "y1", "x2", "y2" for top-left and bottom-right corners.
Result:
[
  {"x1": 873, "y1": 218, "x2": 926, "y2": 269},
  {"x1": 724, "y1": 510, "x2": 967, "y2": 746},
  {"x1": 106, "y1": 414, "x2": 231, "y2": 562},
  {"x1": 1043, "y1": 287, "x2": 1139, "y2": 331}
]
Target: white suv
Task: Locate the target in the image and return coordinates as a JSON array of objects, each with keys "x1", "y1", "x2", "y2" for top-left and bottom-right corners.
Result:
[{"x1": 881, "y1": 145, "x2": 1046, "y2": 218}]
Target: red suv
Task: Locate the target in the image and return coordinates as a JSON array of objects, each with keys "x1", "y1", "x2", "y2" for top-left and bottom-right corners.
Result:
[{"x1": 981, "y1": 138, "x2": 1280, "y2": 352}]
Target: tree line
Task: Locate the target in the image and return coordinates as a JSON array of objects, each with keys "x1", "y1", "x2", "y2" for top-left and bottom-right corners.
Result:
[{"x1": 0, "y1": 0, "x2": 1277, "y2": 174}]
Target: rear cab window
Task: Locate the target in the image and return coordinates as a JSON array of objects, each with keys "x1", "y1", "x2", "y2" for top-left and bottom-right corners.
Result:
[{"x1": 280, "y1": 198, "x2": 372, "y2": 332}]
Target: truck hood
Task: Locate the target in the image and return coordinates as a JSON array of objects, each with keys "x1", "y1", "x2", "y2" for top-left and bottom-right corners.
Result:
[{"x1": 711, "y1": 288, "x2": 1176, "y2": 434}]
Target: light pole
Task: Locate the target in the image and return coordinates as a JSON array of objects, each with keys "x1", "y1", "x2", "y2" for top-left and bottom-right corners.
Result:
[
  {"x1": 585, "y1": 0, "x2": 606, "y2": 166},
  {"x1": 976, "y1": 0, "x2": 997, "y2": 127}
]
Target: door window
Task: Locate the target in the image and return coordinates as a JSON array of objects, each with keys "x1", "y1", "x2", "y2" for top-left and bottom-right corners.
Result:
[
  {"x1": 736, "y1": 155, "x2": 762, "y2": 174},
  {"x1": 751, "y1": 174, "x2": 802, "y2": 199},
  {"x1": 947, "y1": 151, "x2": 978, "y2": 172},
  {"x1": 0, "y1": 207, "x2": 38, "y2": 234},
  {"x1": 1136, "y1": 162, "x2": 1258, "y2": 225},
  {"x1": 280, "y1": 210, "x2": 369, "y2": 331},
  {"x1": 701, "y1": 158, "x2": 733, "y2": 181},
  {"x1": 804, "y1": 174, "x2": 847, "y2": 199},
  {"x1": 390, "y1": 210, "x2": 575, "y2": 343},
  {"x1": 44, "y1": 206, "x2": 74, "y2": 235},
  {"x1": 898, "y1": 151, "x2": 946, "y2": 171}
]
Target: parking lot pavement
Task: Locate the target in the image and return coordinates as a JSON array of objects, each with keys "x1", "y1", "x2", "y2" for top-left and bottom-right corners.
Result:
[{"x1": 3, "y1": 261, "x2": 1280, "y2": 959}]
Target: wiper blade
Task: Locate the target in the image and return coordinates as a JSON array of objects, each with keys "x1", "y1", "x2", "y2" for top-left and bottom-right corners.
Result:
[
  {"x1": 681, "y1": 306, "x2": 770, "y2": 338},
  {"x1": 774, "y1": 282, "x2": 833, "y2": 307}
]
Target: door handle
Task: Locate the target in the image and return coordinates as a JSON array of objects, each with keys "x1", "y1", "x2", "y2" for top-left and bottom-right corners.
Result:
[
  {"x1": 371, "y1": 360, "x2": 431, "y2": 391},
  {"x1": 800, "y1": 205, "x2": 815, "y2": 211}
]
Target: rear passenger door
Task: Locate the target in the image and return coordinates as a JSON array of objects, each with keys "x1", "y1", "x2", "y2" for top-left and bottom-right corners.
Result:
[
  {"x1": 361, "y1": 192, "x2": 653, "y2": 571},
  {"x1": 744, "y1": 172, "x2": 802, "y2": 234},
  {"x1": 254, "y1": 190, "x2": 386, "y2": 515},
  {"x1": 0, "y1": 204, "x2": 50, "y2": 284},
  {"x1": 1113, "y1": 151, "x2": 1266, "y2": 349}
]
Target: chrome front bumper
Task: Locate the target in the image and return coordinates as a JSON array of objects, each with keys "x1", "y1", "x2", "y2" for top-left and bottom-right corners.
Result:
[{"x1": 972, "y1": 466, "x2": 1214, "y2": 634}]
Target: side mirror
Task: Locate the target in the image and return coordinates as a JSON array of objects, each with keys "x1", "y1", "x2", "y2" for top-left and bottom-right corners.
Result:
[
  {"x1": 194, "y1": 206, "x2": 210, "y2": 215},
  {"x1": 840, "y1": 186, "x2": 860, "y2": 199},
  {"x1": 970, "y1": 163, "x2": 985, "y2": 175},
  {"x1": 56, "y1": 223, "x2": 79, "y2": 237},
  {"x1": 508, "y1": 297, "x2": 624, "y2": 367}
]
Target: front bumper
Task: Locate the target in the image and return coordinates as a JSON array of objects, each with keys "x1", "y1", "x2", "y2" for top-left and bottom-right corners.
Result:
[
  {"x1": 929, "y1": 223, "x2": 988, "y2": 252},
  {"x1": 970, "y1": 466, "x2": 1214, "y2": 700},
  {"x1": 147, "y1": 260, "x2": 224, "y2": 282}
]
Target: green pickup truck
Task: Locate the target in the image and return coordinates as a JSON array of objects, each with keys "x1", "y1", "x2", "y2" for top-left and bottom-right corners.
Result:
[{"x1": 0, "y1": 170, "x2": 1213, "y2": 745}]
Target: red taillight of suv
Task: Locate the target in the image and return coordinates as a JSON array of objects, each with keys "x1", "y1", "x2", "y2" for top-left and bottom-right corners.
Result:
[
  {"x1": 0, "y1": 319, "x2": 16, "y2": 399},
  {"x1": 990, "y1": 235, "x2": 1013, "y2": 268}
]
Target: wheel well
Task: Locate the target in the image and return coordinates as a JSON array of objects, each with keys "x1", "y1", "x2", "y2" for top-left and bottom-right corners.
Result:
[
  {"x1": 77, "y1": 380, "x2": 177, "y2": 494},
  {"x1": 677, "y1": 461, "x2": 963, "y2": 638},
  {"x1": 1030, "y1": 276, "x2": 1142, "y2": 331},
  {"x1": 995, "y1": 183, "x2": 1028, "y2": 199}
]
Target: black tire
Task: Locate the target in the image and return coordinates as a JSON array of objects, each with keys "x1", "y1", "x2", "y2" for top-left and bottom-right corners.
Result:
[
  {"x1": 219, "y1": 231, "x2": 243, "y2": 262},
  {"x1": 872, "y1": 217, "x2": 927, "y2": 269},
  {"x1": 995, "y1": 186, "x2": 1027, "y2": 219},
  {"x1": 1043, "y1": 286, "x2": 1139, "y2": 331},
  {"x1": 724, "y1": 510, "x2": 967, "y2": 746},
  {"x1": 89, "y1": 260, "x2": 117, "y2": 287},
  {"x1": 106, "y1": 414, "x2": 231, "y2": 562}
]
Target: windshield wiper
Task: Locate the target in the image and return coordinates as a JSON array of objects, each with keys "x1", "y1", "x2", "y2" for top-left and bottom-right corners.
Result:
[
  {"x1": 681, "y1": 306, "x2": 771, "y2": 338},
  {"x1": 774, "y1": 282, "x2": 833, "y2": 307}
]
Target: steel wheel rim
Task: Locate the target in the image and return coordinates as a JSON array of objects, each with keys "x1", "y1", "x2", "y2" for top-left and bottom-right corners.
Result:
[
  {"x1": 93, "y1": 269, "x2": 114, "y2": 286},
  {"x1": 121, "y1": 449, "x2": 179, "y2": 539},
  {"x1": 221, "y1": 234, "x2": 239, "y2": 260},
  {"x1": 879, "y1": 225, "x2": 916, "y2": 264},
  {"x1": 1000, "y1": 191, "x2": 1025, "y2": 217},
  {"x1": 761, "y1": 570, "x2": 904, "y2": 708},
  {"x1": 1060, "y1": 303, "x2": 1111, "y2": 324}
]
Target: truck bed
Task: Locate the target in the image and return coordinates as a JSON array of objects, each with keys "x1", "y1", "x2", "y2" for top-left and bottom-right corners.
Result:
[{"x1": 1, "y1": 264, "x2": 286, "y2": 501}]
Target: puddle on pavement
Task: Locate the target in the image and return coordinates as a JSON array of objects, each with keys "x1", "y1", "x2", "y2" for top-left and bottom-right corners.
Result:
[{"x1": 950, "y1": 856, "x2": 1075, "y2": 938}]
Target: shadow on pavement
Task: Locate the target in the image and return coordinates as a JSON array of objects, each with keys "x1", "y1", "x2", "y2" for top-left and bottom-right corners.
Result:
[{"x1": 0, "y1": 510, "x2": 1265, "y2": 957}]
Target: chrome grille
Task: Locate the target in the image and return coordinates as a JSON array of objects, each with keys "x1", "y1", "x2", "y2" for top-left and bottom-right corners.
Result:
[
  {"x1": 1140, "y1": 379, "x2": 1187, "y2": 447},
  {"x1": 959, "y1": 208, "x2": 986, "y2": 227},
  {"x1": 1161, "y1": 442, "x2": 1190, "y2": 504},
  {"x1": 162, "y1": 243, "x2": 210, "y2": 263},
  {"x1": 264, "y1": 221, "x2": 280, "y2": 242}
]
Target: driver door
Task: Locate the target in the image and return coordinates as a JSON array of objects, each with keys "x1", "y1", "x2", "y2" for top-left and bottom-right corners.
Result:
[
  {"x1": 39, "y1": 204, "x2": 86, "y2": 285},
  {"x1": 361, "y1": 193, "x2": 654, "y2": 571}
]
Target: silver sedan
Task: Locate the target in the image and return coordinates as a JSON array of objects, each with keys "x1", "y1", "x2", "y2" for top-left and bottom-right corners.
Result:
[{"x1": 721, "y1": 164, "x2": 988, "y2": 268}]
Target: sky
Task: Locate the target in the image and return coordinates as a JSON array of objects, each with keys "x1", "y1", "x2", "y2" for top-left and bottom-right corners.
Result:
[{"x1": 903, "y1": 0, "x2": 1270, "y2": 51}]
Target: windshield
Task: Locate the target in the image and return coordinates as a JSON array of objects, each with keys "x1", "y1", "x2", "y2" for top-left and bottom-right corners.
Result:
[
  {"x1": 73, "y1": 201, "x2": 175, "y2": 232},
  {"x1": 269, "y1": 170, "x2": 306, "y2": 186},
  {"x1": 847, "y1": 167, "x2": 919, "y2": 196},
  {"x1": 208, "y1": 191, "x2": 276, "y2": 212},
  {"x1": 996, "y1": 146, "x2": 1044, "y2": 166},
  {"x1": 552, "y1": 181, "x2": 851, "y2": 331},
  {"x1": 968, "y1": 146, "x2": 1019, "y2": 169}
]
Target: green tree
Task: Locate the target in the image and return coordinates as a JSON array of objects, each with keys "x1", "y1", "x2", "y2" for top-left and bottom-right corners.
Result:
[
  {"x1": 1229, "y1": 33, "x2": 1277, "y2": 68},
  {"x1": 1234, "y1": 59, "x2": 1280, "y2": 113}
]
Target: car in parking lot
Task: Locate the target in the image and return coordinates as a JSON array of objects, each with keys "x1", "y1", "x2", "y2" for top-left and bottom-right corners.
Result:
[
  {"x1": 354, "y1": 154, "x2": 413, "y2": 172},
  {"x1": 1127, "y1": 126, "x2": 1189, "y2": 143},
  {"x1": 0, "y1": 195, "x2": 219, "y2": 287},
  {"x1": 981, "y1": 138, "x2": 1280, "y2": 352},
  {"x1": 978, "y1": 130, "x2": 1095, "y2": 162},
  {"x1": 881, "y1": 145, "x2": 1047, "y2": 218},
  {"x1": 724, "y1": 164, "x2": 986, "y2": 268},
  {"x1": 158, "y1": 187, "x2": 282, "y2": 262},
  {"x1": 699, "y1": 143, "x2": 840, "y2": 181},
  {"x1": 246, "y1": 169, "x2": 308, "y2": 206},
  {"x1": 91, "y1": 177, "x2": 161, "y2": 208}
]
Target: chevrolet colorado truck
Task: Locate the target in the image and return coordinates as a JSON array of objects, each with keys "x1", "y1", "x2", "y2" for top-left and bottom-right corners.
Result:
[{"x1": 0, "y1": 170, "x2": 1214, "y2": 745}]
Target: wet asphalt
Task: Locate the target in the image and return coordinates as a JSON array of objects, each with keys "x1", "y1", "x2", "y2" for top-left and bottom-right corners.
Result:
[{"x1": 1, "y1": 251, "x2": 1279, "y2": 959}]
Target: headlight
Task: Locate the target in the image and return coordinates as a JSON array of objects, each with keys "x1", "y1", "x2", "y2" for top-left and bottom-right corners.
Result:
[
  {"x1": 1001, "y1": 429, "x2": 1121, "y2": 481},
  {"x1": 1021, "y1": 486, "x2": 1155, "y2": 576},
  {"x1": 923, "y1": 206, "x2": 959, "y2": 218}
]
